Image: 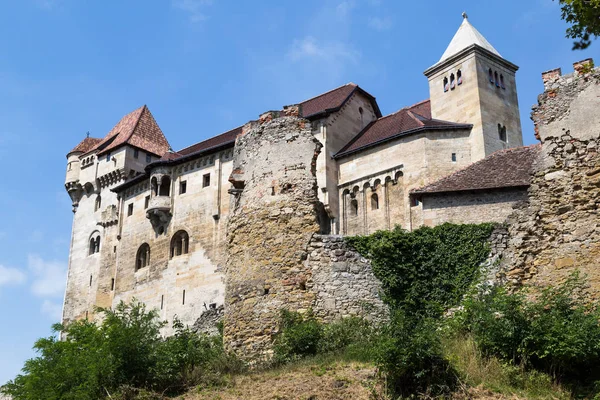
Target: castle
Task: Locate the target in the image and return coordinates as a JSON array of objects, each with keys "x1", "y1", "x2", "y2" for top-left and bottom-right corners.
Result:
[{"x1": 62, "y1": 15, "x2": 532, "y2": 334}]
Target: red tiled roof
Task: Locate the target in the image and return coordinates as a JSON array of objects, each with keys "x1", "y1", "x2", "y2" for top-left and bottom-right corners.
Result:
[
  {"x1": 335, "y1": 100, "x2": 471, "y2": 157},
  {"x1": 68, "y1": 136, "x2": 102, "y2": 155},
  {"x1": 85, "y1": 105, "x2": 170, "y2": 157},
  {"x1": 299, "y1": 83, "x2": 358, "y2": 118},
  {"x1": 176, "y1": 126, "x2": 242, "y2": 157},
  {"x1": 411, "y1": 145, "x2": 541, "y2": 195}
]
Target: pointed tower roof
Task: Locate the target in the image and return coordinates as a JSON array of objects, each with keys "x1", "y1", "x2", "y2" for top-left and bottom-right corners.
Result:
[
  {"x1": 438, "y1": 13, "x2": 501, "y2": 64},
  {"x1": 87, "y1": 105, "x2": 171, "y2": 157}
]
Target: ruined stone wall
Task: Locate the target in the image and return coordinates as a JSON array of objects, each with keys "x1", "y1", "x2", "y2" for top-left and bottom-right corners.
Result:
[
  {"x1": 307, "y1": 235, "x2": 388, "y2": 323},
  {"x1": 500, "y1": 59, "x2": 600, "y2": 291},
  {"x1": 421, "y1": 188, "x2": 528, "y2": 227},
  {"x1": 224, "y1": 114, "x2": 323, "y2": 357}
]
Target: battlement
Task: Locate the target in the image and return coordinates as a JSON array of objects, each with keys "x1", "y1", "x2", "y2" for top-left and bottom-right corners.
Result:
[{"x1": 541, "y1": 58, "x2": 596, "y2": 90}]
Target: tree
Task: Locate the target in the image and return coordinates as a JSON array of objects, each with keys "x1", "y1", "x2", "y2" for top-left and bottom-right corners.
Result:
[{"x1": 558, "y1": 0, "x2": 600, "y2": 49}]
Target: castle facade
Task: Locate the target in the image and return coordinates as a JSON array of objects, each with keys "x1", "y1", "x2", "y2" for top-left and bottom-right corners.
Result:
[{"x1": 62, "y1": 16, "x2": 528, "y2": 329}]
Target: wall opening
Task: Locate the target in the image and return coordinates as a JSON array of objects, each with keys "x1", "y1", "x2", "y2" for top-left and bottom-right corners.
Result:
[
  {"x1": 136, "y1": 243, "x2": 150, "y2": 271},
  {"x1": 159, "y1": 176, "x2": 171, "y2": 196},
  {"x1": 371, "y1": 193, "x2": 379, "y2": 210},
  {"x1": 170, "y1": 230, "x2": 190, "y2": 258}
]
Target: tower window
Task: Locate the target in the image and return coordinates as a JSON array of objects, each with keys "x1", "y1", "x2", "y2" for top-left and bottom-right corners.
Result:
[
  {"x1": 451, "y1": 153, "x2": 457, "y2": 162},
  {"x1": 95, "y1": 195, "x2": 101, "y2": 212},
  {"x1": 457, "y1": 70, "x2": 462, "y2": 85},
  {"x1": 202, "y1": 174, "x2": 210, "y2": 188},
  {"x1": 450, "y1": 73, "x2": 456, "y2": 89},
  {"x1": 134, "y1": 149, "x2": 139, "y2": 159},
  {"x1": 488, "y1": 68, "x2": 494, "y2": 83},
  {"x1": 89, "y1": 232, "x2": 101, "y2": 255},
  {"x1": 443, "y1": 77, "x2": 449, "y2": 92},
  {"x1": 498, "y1": 124, "x2": 507, "y2": 142},
  {"x1": 500, "y1": 74, "x2": 506, "y2": 89},
  {"x1": 371, "y1": 193, "x2": 379, "y2": 210},
  {"x1": 494, "y1": 71, "x2": 500, "y2": 87},
  {"x1": 179, "y1": 180, "x2": 187, "y2": 195},
  {"x1": 144, "y1": 195, "x2": 150, "y2": 209},
  {"x1": 127, "y1": 203, "x2": 133, "y2": 216}
]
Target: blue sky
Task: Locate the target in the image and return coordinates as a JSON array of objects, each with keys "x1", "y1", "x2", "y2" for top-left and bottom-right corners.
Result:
[{"x1": 0, "y1": 0, "x2": 596, "y2": 385}]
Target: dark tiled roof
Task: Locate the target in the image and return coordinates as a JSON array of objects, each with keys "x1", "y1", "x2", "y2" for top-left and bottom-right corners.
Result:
[
  {"x1": 176, "y1": 126, "x2": 241, "y2": 157},
  {"x1": 68, "y1": 136, "x2": 102, "y2": 155},
  {"x1": 335, "y1": 100, "x2": 471, "y2": 158},
  {"x1": 411, "y1": 145, "x2": 541, "y2": 195},
  {"x1": 86, "y1": 105, "x2": 171, "y2": 157},
  {"x1": 299, "y1": 83, "x2": 362, "y2": 118}
]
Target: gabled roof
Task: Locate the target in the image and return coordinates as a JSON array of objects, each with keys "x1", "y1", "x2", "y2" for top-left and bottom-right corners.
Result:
[
  {"x1": 438, "y1": 15, "x2": 501, "y2": 65},
  {"x1": 68, "y1": 136, "x2": 102, "y2": 155},
  {"x1": 334, "y1": 100, "x2": 471, "y2": 158},
  {"x1": 298, "y1": 83, "x2": 381, "y2": 119},
  {"x1": 411, "y1": 145, "x2": 541, "y2": 195},
  {"x1": 84, "y1": 105, "x2": 171, "y2": 157}
]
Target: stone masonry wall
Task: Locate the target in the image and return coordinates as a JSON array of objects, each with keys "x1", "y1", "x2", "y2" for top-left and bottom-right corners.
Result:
[
  {"x1": 223, "y1": 112, "x2": 324, "y2": 358},
  {"x1": 307, "y1": 234, "x2": 388, "y2": 323},
  {"x1": 499, "y1": 60, "x2": 600, "y2": 292}
]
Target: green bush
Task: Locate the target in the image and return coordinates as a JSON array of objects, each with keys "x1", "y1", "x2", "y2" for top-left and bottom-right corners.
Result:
[
  {"x1": 376, "y1": 311, "x2": 457, "y2": 397},
  {"x1": 1, "y1": 300, "x2": 242, "y2": 400},
  {"x1": 272, "y1": 310, "x2": 377, "y2": 363},
  {"x1": 457, "y1": 274, "x2": 600, "y2": 382},
  {"x1": 346, "y1": 223, "x2": 494, "y2": 317}
]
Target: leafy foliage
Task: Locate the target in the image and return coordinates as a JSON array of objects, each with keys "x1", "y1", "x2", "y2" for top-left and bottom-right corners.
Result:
[
  {"x1": 376, "y1": 311, "x2": 457, "y2": 398},
  {"x1": 456, "y1": 274, "x2": 600, "y2": 382},
  {"x1": 346, "y1": 223, "x2": 494, "y2": 317},
  {"x1": 557, "y1": 0, "x2": 600, "y2": 49},
  {"x1": 1, "y1": 301, "x2": 243, "y2": 400}
]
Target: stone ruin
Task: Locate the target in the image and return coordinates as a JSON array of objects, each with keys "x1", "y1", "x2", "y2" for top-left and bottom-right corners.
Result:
[
  {"x1": 222, "y1": 109, "x2": 387, "y2": 358},
  {"x1": 495, "y1": 58, "x2": 600, "y2": 293}
]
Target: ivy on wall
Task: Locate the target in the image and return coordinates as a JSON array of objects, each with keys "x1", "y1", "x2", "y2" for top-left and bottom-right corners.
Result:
[{"x1": 346, "y1": 223, "x2": 495, "y2": 317}]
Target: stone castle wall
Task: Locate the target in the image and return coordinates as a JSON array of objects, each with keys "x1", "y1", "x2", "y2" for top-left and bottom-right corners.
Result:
[
  {"x1": 223, "y1": 112, "x2": 387, "y2": 358},
  {"x1": 499, "y1": 59, "x2": 600, "y2": 291}
]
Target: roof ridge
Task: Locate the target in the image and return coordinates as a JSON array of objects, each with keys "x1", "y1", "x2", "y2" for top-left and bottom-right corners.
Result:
[
  {"x1": 406, "y1": 110, "x2": 425, "y2": 127},
  {"x1": 297, "y1": 83, "x2": 357, "y2": 105},
  {"x1": 123, "y1": 105, "x2": 147, "y2": 144}
]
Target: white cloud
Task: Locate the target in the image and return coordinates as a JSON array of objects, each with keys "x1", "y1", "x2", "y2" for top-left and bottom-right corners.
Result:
[
  {"x1": 172, "y1": 0, "x2": 213, "y2": 23},
  {"x1": 287, "y1": 36, "x2": 360, "y2": 64},
  {"x1": 41, "y1": 300, "x2": 63, "y2": 321},
  {"x1": 368, "y1": 16, "x2": 392, "y2": 31},
  {"x1": 0, "y1": 265, "x2": 26, "y2": 290},
  {"x1": 28, "y1": 254, "x2": 67, "y2": 298},
  {"x1": 336, "y1": 0, "x2": 356, "y2": 17}
]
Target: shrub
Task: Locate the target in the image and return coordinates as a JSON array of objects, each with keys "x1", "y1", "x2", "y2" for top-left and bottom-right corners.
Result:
[
  {"x1": 376, "y1": 311, "x2": 457, "y2": 397},
  {"x1": 273, "y1": 310, "x2": 323, "y2": 363},
  {"x1": 346, "y1": 223, "x2": 494, "y2": 317},
  {"x1": 457, "y1": 274, "x2": 600, "y2": 383},
  {"x1": 1, "y1": 300, "x2": 242, "y2": 400}
]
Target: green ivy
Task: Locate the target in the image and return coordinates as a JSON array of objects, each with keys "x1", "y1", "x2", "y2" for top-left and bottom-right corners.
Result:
[{"x1": 346, "y1": 223, "x2": 495, "y2": 318}]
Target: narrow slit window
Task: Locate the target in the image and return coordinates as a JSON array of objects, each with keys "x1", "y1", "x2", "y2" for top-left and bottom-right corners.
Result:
[
  {"x1": 443, "y1": 77, "x2": 449, "y2": 92},
  {"x1": 450, "y1": 73, "x2": 456, "y2": 89},
  {"x1": 500, "y1": 74, "x2": 506, "y2": 89},
  {"x1": 452, "y1": 153, "x2": 457, "y2": 162},
  {"x1": 161, "y1": 295, "x2": 164, "y2": 310},
  {"x1": 111, "y1": 278, "x2": 115, "y2": 291},
  {"x1": 457, "y1": 70, "x2": 462, "y2": 85},
  {"x1": 182, "y1": 290, "x2": 186, "y2": 305},
  {"x1": 494, "y1": 71, "x2": 500, "y2": 87},
  {"x1": 489, "y1": 68, "x2": 494, "y2": 83},
  {"x1": 89, "y1": 275, "x2": 92, "y2": 287}
]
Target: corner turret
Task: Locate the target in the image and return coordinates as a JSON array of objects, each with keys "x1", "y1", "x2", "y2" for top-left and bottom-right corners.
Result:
[{"x1": 65, "y1": 135, "x2": 102, "y2": 212}]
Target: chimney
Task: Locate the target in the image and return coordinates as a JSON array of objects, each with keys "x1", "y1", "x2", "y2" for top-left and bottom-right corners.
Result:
[
  {"x1": 541, "y1": 67, "x2": 562, "y2": 90},
  {"x1": 573, "y1": 58, "x2": 594, "y2": 75}
]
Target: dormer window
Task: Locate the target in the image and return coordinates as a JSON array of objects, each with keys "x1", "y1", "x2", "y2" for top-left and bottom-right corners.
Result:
[
  {"x1": 457, "y1": 70, "x2": 462, "y2": 85},
  {"x1": 443, "y1": 77, "x2": 449, "y2": 92}
]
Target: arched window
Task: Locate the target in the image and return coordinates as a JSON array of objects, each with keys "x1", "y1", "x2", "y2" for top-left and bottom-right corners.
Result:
[
  {"x1": 136, "y1": 243, "x2": 150, "y2": 271},
  {"x1": 488, "y1": 68, "x2": 494, "y2": 83},
  {"x1": 450, "y1": 73, "x2": 456, "y2": 89},
  {"x1": 500, "y1": 74, "x2": 505, "y2": 89},
  {"x1": 371, "y1": 193, "x2": 379, "y2": 210},
  {"x1": 94, "y1": 195, "x2": 101, "y2": 212},
  {"x1": 170, "y1": 230, "x2": 190, "y2": 259},
  {"x1": 443, "y1": 77, "x2": 449, "y2": 92},
  {"x1": 151, "y1": 177, "x2": 158, "y2": 196},
  {"x1": 494, "y1": 71, "x2": 500, "y2": 87},
  {"x1": 89, "y1": 231, "x2": 100, "y2": 255},
  {"x1": 350, "y1": 199, "x2": 358, "y2": 216},
  {"x1": 457, "y1": 70, "x2": 462, "y2": 85},
  {"x1": 159, "y1": 176, "x2": 171, "y2": 196}
]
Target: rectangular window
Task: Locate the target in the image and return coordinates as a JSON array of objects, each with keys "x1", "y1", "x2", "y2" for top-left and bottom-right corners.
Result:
[
  {"x1": 451, "y1": 153, "x2": 457, "y2": 162},
  {"x1": 146, "y1": 153, "x2": 151, "y2": 163},
  {"x1": 179, "y1": 180, "x2": 187, "y2": 194},
  {"x1": 111, "y1": 278, "x2": 115, "y2": 291},
  {"x1": 182, "y1": 290, "x2": 186, "y2": 305},
  {"x1": 161, "y1": 295, "x2": 164, "y2": 310},
  {"x1": 202, "y1": 174, "x2": 210, "y2": 188},
  {"x1": 134, "y1": 149, "x2": 139, "y2": 159},
  {"x1": 144, "y1": 195, "x2": 150, "y2": 209},
  {"x1": 127, "y1": 203, "x2": 133, "y2": 216},
  {"x1": 106, "y1": 153, "x2": 111, "y2": 162}
]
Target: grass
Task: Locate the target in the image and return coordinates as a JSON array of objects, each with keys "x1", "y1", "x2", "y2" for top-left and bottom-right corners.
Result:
[{"x1": 443, "y1": 334, "x2": 571, "y2": 400}]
